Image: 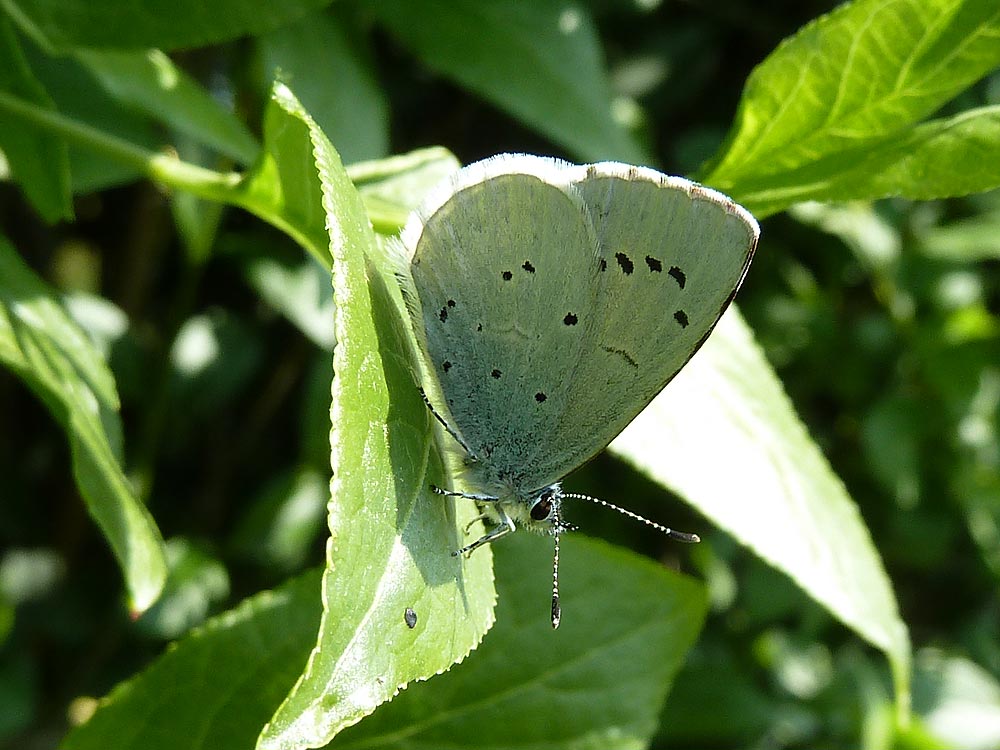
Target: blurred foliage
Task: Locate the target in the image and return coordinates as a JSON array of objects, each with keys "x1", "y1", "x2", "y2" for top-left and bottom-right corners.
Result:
[{"x1": 0, "y1": 0, "x2": 998, "y2": 749}]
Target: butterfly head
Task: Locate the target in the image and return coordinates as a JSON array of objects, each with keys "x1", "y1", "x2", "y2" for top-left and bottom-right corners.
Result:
[{"x1": 525, "y1": 484, "x2": 578, "y2": 535}]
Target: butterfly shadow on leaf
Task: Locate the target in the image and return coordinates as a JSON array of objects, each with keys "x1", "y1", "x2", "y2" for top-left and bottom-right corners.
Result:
[{"x1": 364, "y1": 255, "x2": 492, "y2": 608}]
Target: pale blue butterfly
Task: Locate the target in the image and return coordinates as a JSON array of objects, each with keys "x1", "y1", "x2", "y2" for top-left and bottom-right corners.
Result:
[{"x1": 394, "y1": 154, "x2": 759, "y2": 627}]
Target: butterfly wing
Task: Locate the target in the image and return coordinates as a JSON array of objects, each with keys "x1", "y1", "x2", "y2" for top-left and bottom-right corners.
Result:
[{"x1": 401, "y1": 155, "x2": 758, "y2": 493}]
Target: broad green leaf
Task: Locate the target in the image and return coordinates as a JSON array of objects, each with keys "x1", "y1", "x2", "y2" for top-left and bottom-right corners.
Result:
[
  {"x1": 77, "y1": 48, "x2": 259, "y2": 165},
  {"x1": 4, "y1": 0, "x2": 331, "y2": 52},
  {"x1": 62, "y1": 536, "x2": 704, "y2": 750},
  {"x1": 731, "y1": 106, "x2": 1000, "y2": 216},
  {"x1": 705, "y1": 0, "x2": 1000, "y2": 215},
  {"x1": 0, "y1": 237, "x2": 167, "y2": 612},
  {"x1": 610, "y1": 308, "x2": 912, "y2": 718},
  {"x1": 369, "y1": 0, "x2": 646, "y2": 164},
  {"x1": 258, "y1": 85, "x2": 493, "y2": 750},
  {"x1": 0, "y1": 16, "x2": 70, "y2": 221},
  {"x1": 257, "y1": 8, "x2": 388, "y2": 165},
  {"x1": 335, "y1": 533, "x2": 708, "y2": 750},
  {"x1": 61, "y1": 570, "x2": 324, "y2": 750}
]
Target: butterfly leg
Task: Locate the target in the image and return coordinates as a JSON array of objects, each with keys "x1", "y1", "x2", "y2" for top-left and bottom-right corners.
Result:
[
  {"x1": 463, "y1": 513, "x2": 490, "y2": 534},
  {"x1": 419, "y1": 387, "x2": 476, "y2": 457},
  {"x1": 431, "y1": 487, "x2": 497, "y2": 531},
  {"x1": 453, "y1": 506, "x2": 516, "y2": 557},
  {"x1": 430, "y1": 486, "x2": 513, "y2": 555},
  {"x1": 431, "y1": 486, "x2": 499, "y2": 502}
]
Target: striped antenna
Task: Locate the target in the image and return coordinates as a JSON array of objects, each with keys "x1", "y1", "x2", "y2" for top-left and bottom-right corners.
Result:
[
  {"x1": 551, "y1": 531, "x2": 562, "y2": 629},
  {"x1": 562, "y1": 492, "x2": 701, "y2": 543}
]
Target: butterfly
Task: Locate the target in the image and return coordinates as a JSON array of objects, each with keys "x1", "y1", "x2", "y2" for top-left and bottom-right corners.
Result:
[{"x1": 393, "y1": 154, "x2": 758, "y2": 627}]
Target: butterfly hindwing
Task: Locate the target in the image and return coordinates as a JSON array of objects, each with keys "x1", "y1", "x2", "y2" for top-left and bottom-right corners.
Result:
[{"x1": 405, "y1": 157, "x2": 600, "y2": 487}]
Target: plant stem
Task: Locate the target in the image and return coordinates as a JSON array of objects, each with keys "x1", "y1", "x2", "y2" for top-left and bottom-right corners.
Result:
[
  {"x1": 0, "y1": 90, "x2": 334, "y2": 264},
  {"x1": 0, "y1": 90, "x2": 241, "y2": 201}
]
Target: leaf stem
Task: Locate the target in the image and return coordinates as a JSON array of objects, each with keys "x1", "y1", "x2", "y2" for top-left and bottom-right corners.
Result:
[{"x1": 0, "y1": 90, "x2": 241, "y2": 201}]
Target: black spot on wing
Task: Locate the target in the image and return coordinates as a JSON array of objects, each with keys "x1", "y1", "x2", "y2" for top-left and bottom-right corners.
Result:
[
  {"x1": 674, "y1": 310, "x2": 689, "y2": 328},
  {"x1": 615, "y1": 252, "x2": 634, "y2": 275},
  {"x1": 645, "y1": 256, "x2": 662, "y2": 273},
  {"x1": 438, "y1": 299, "x2": 456, "y2": 322},
  {"x1": 668, "y1": 266, "x2": 686, "y2": 289}
]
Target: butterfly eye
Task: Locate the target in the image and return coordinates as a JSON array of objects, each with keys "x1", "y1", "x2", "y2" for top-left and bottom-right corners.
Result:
[{"x1": 530, "y1": 493, "x2": 555, "y2": 521}]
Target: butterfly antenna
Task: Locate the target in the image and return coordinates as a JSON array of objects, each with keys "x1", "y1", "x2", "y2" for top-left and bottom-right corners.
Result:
[
  {"x1": 562, "y1": 492, "x2": 700, "y2": 543},
  {"x1": 551, "y1": 530, "x2": 562, "y2": 629}
]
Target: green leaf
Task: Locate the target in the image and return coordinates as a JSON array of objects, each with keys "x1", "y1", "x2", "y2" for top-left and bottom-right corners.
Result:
[
  {"x1": 243, "y1": 253, "x2": 335, "y2": 350},
  {"x1": 917, "y1": 196, "x2": 1000, "y2": 262},
  {"x1": 730, "y1": 107, "x2": 1000, "y2": 215},
  {"x1": 0, "y1": 237, "x2": 167, "y2": 613},
  {"x1": 5, "y1": 0, "x2": 332, "y2": 52},
  {"x1": 257, "y1": 84, "x2": 494, "y2": 750},
  {"x1": 132, "y1": 537, "x2": 230, "y2": 641},
  {"x1": 0, "y1": 16, "x2": 71, "y2": 221},
  {"x1": 257, "y1": 8, "x2": 388, "y2": 165},
  {"x1": 609, "y1": 308, "x2": 912, "y2": 719},
  {"x1": 231, "y1": 88, "x2": 330, "y2": 266},
  {"x1": 912, "y1": 649, "x2": 1000, "y2": 750},
  {"x1": 369, "y1": 0, "x2": 646, "y2": 163},
  {"x1": 61, "y1": 570, "x2": 324, "y2": 750},
  {"x1": 229, "y1": 467, "x2": 328, "y2": 572},
  {"x1": 705, "y1": 0, "x2": 1000, "y2": 215},
  {"x1": 336, "y1": 533, "x2": 708, "y2": 750},
  {"x1": 76, "y1": 48, "x2": 259, "y2": 165},
  {"x1": 22, "y1": 40, "x2": 162, "y2": 193},
  {"x1": 62, "y1": 536, "x2": 704, "y2": 750},
  {"x1": 349, "y1": 147, "x2": 461, "y2": 234}
]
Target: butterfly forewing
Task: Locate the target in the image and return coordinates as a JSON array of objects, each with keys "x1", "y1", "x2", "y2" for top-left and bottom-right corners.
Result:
[{"x1": 527, "y1": 164, "x2": 758, "y2": 486}]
